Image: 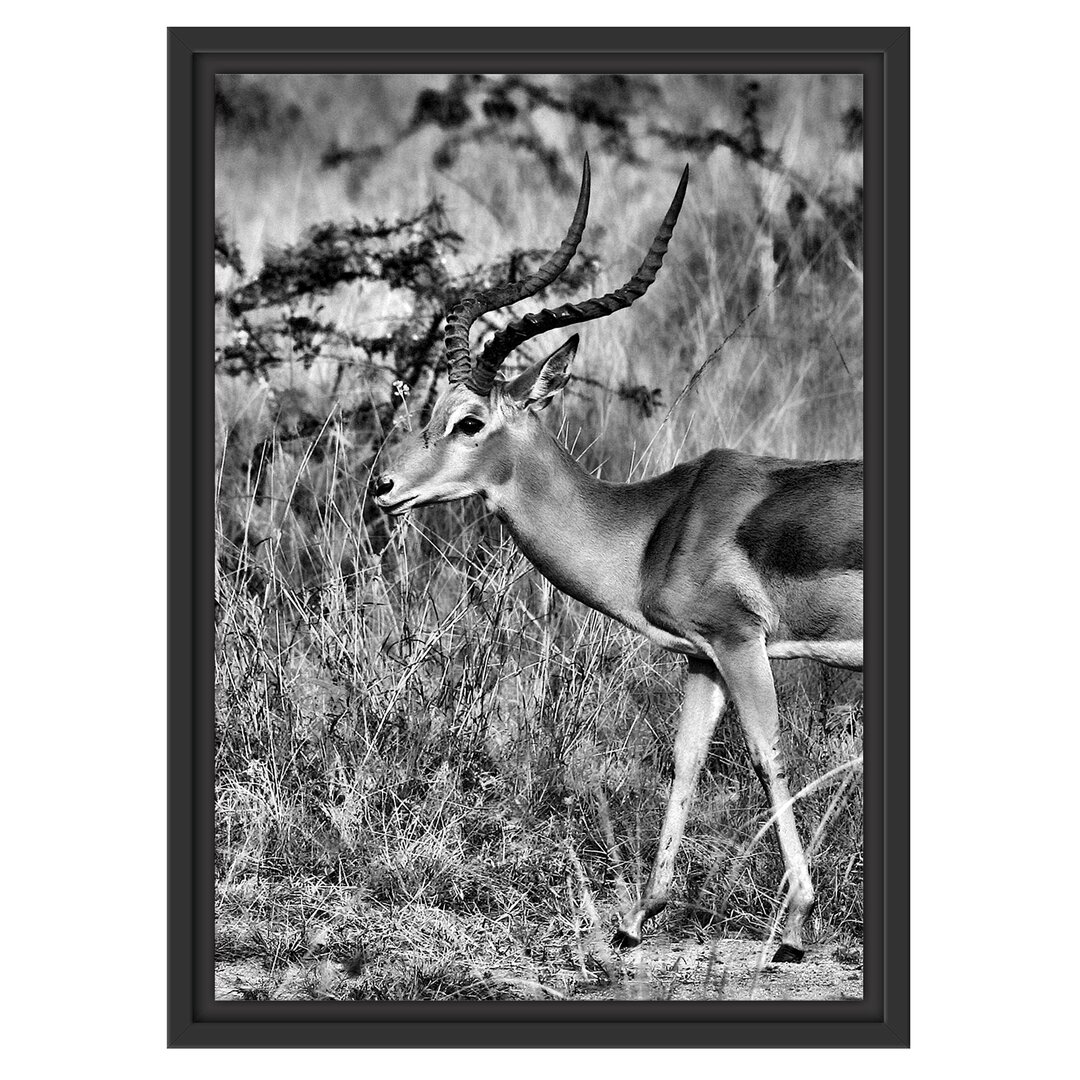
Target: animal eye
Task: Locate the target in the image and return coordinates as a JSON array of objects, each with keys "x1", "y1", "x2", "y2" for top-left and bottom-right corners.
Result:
[{"x1": 454, "y1": 416, "x2": 485, "y2": 437}]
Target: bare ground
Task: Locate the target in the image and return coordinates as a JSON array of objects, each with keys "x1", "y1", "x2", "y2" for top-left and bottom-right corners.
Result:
[
  {"x1": 573, "y1": 934, "x2": 863, "y2": 1001},
  {"x1": 214, "y1": 934, "x2": 862, "y2": 1002}
]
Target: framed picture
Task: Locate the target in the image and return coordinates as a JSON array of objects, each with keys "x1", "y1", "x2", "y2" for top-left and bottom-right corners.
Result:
[{"x1": 169, "y1": 26, "x2": 909, "y2": 1048}]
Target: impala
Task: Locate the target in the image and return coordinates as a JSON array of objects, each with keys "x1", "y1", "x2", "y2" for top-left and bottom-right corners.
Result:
[{"x1": 372, "y1": 156, "x2": 863, "y2": 962}]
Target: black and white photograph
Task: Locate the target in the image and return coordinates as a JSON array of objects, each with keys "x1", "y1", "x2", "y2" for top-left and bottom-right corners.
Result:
[
  {"x1": 213, "y1": 68, "x2": 867, "y2": 1005},
  {"x1": 13, "y1": 3, "x2": 1080, "y2": 1069}
]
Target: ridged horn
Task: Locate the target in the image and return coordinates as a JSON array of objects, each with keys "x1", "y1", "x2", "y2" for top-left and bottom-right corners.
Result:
[
  {"x1": 444, "y1": 155, "x2": 592, "y2": 392},
  {"x1": 476, "y1": 164, "x2": 689, "y2": 380}
]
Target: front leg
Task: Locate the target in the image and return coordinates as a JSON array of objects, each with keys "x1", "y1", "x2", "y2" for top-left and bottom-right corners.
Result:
[{"x1": 615, "y1": 657, "x2": 726, "y2": 946}]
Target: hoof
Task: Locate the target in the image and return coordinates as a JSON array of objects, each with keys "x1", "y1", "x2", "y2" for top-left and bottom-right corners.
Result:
[
  {"x1": 612, "y1": 928, "x2": 642, "y2": 950},
  {"x1": 772, "y1": 943, "x2": 805, "y2": 963}
]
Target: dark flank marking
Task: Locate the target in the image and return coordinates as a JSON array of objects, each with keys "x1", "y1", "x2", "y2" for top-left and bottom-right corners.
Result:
[{"x1": 736, "y1": 461, "x2": 863, "y2": 578}]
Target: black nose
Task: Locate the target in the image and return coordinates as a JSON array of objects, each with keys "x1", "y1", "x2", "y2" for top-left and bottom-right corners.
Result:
[{"x1": 372, "y1": 474, "x2": 394, "y2": 498}]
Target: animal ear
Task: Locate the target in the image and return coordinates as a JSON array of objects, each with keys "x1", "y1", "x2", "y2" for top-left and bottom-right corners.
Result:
[{"x1": 503, "y1": 335, "x2": 578, "y2": 411}]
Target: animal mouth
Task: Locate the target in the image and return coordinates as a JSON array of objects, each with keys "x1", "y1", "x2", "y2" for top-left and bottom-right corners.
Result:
[{"x1": 376, "y1": 493, "x2": 418, "y2": 516}]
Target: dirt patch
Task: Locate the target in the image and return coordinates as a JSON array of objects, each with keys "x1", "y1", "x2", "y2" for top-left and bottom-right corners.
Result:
[
  {"x1": 215, "y1": 936, "x2": 861, "y2": 1002},
  {"x1": 216, "y1": 959, "x2": 274, "y2": 1001},
  {"x1": 575, "y1": 934, "x2": 863, "y2": 1001}
]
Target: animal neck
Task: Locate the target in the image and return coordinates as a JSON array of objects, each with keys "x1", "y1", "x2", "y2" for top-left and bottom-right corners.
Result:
[{"x1": 484, "y1": 423, "x2": 652, "y2": 620}]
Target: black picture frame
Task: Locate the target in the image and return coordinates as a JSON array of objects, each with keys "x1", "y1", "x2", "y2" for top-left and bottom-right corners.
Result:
[{"x1": 169, "y1": 26, "x2": 909, "y2": 1048}]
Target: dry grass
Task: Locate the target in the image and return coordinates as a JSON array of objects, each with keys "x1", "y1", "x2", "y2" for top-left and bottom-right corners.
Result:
[{"x1": 214, "y1": 73, "x2": 864, "y2": 1001}]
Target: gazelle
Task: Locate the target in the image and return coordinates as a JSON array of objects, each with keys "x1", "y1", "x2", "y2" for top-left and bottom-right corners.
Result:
[{"x1": 372, "y1": 156, "x2": 863, "y2": 962}]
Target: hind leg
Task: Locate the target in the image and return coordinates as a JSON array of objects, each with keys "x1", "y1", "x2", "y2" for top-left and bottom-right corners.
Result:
[
  {"x1": 615, "y1": 657, "x2": 726, "y2": 946},
  {"x1": 719, "y1": 637, "x2": 814, "y2": 962}
]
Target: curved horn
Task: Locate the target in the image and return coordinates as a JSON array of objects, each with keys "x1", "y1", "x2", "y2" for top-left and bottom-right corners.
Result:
[
  {"x1": 445, "y1": 155, "x2": 592, "y2": 391},
  {"x1": 476, "y1": 164, "x2": 689, "y2": 381}
]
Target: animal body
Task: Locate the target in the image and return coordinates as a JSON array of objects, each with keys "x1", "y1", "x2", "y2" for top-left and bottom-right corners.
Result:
[{"x1": 373, "y1": 157, "x2": 863, "y2": 960}]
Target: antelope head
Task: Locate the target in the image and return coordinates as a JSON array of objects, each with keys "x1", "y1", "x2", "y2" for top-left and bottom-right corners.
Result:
[{"x1": 371, "y1": 156, "x2": 689, "y2": 516}]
